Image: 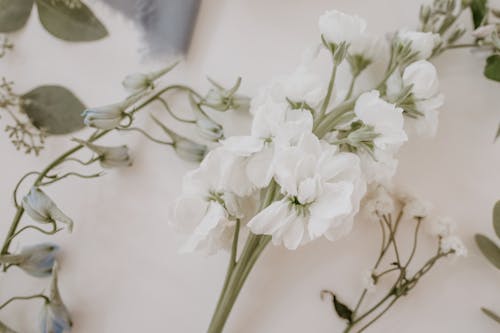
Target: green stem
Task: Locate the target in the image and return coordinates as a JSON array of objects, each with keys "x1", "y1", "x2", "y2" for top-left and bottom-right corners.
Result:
[
  {"x1": 318, "y1": 61, "x2": 339, "y2": 120},
  {"x1": 0, "y1": 294, "x2": 49, "y2": 310},
  {"x1": 207, "y1": 183, "x2": 277, "y2": 333}
]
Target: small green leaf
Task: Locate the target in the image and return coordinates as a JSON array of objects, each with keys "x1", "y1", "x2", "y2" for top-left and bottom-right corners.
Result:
[
  {"x1": 321, "y1": 290, "x2": 353, "y2": 323},
  {"x1": 493, "y1": 201, "x2": 500, "y2": 239},
  {"x1": 475, "y1": 234, "x2": 500, "y2": 269},
  {"x1": 0, "y1": 0, "x2": 34, "y2": 32},
  {"x1": 35, "y1": 0, "x2": 107, "y2": 42},
  {"x1": 469, "y1": 0, "x2": 488, "y2": 29},
  {"x1": 481, "y1": 307, "x2": 500, "y2": 324},
  {"x1": 495, "y1": 123, "x2": 500, "y2": 141},
  {"x1": 21, "y1": 85, "x2": 85, "y2": 135},
  {"x1": 484, "y1": 55, "x2": 500, "y2": 82}
]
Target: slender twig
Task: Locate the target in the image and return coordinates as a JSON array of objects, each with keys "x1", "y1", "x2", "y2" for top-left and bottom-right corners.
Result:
[
  {"x1": 0, "y1": 294, "x2": 49, "y2": 310},
  {"x1": 117, "y1": 127, "x2": 173, "y2": 146}
]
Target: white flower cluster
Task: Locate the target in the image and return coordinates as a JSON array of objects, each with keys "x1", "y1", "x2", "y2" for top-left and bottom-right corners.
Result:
[{"x1": 170, "y1": 10, "x2": 447, "y2": 253}]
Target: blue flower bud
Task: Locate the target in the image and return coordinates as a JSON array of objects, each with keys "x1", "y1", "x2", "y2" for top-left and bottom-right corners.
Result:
[{"x1": 0, "y1": 243, "x2": 59, "y2": 277}]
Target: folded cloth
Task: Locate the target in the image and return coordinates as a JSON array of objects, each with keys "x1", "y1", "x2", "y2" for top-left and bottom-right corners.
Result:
[{"x1": 100, "y1": 0, "x2": 201, "y2": 56}]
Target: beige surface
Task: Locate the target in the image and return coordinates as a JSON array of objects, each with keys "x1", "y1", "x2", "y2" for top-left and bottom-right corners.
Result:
[{"x1": 1, "y1": 0, "x2": 500, "y2": 332}]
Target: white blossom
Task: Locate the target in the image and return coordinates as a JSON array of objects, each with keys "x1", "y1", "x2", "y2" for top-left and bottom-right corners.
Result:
[
  {"x1": 75, "y1": 139, "x2": 132, "y2": 169},
  {"x1": 247, "y1": 133, "x2": 365, "y2": 249},
  {"x1": 402, "y1": 60, "x2": 440, "y2": 100},
  {"x1": 40, "y1": 263, "x2": 72, "y2": 333},
  {"x1": 440, "y1": 235, "x2": 467, "y2": 257},
  {"x1": 169, "y1": 149, "x2": 244, "y2": 254},
  {"x1": 82, "y1": 103, "x2": 125, "y2": 130},
  {"x1": 396, "y1": 30, "x2": 441, "y2": 60},
  {"x1": 354, "y1": 90, "x2": 407, "y2": 150},
  {"x1": 319, "y1": 10, "x2": 367, "y2": 45}
]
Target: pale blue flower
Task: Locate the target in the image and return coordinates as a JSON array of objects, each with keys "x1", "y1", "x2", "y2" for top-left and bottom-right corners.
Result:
[
  {"x1": 40, "y1": 263, "x2": 72, "y2": 333},
  {"x1": 0, "y1": 243, "x2": 59, "y2": 277}
]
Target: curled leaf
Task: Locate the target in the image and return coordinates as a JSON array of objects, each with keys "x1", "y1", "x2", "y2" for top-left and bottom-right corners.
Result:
[
  {"x1": 321, "y1": 290, "x2": 353, "y2": 323},
  {"x1": 493, "y1": 201, "x2": 500, "y2": 239}
]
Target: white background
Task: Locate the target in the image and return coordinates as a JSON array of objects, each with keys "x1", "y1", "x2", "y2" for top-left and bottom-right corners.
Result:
[{"x1": 1, "y1": 0, "x2": 500, "y2": 332}]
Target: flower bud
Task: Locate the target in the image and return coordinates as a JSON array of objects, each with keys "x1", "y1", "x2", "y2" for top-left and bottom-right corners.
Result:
[
  {"x1": 22, "y1": 188, "x2": 73, "y2": 232},
  {"x1": 174, "y1": 139, "x2": 208, "y2": 163},
  {"x1": 472, "y1": 25, "x2": 496, "y2": 39},
  {"x1": 82, "y1": 102, "x2": 125, "y2": 130},
  {"x1": 203, "y1": 77, "x2": 249, "y2": 112},
  {"x1": 40, "y1": 263, "x2": 72, "y2": 333},
  {"x1": 122, "y1": 61, "x2": 180, "y2": 93},
  {"x1": 396, "y1": 30, "x2": 441, "y2": 60},
  {"x1": 189, "y1": 95, "x2": 224, "y2": 142},
  {"x1": 74, "y1": 139, "x2": 132, "y2": 169},
  {"x1": 0, "y1": 243, "x2": 59, "y2": 277}
]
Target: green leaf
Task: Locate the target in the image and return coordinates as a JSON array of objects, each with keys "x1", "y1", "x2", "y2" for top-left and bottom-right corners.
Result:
[
  {"x1": 475, "y1": 234, "x2": 500, "y2": 269},
  {"x1": 495, "y1": 123, "x2": 500, "y2": 141},
  {"x1": 470, "y1": 0, "x2": 488, "y2": 28},
  {"x1": 21, "y1": 85, "x2": 85, "y2": 135},
  {"x1": 494, "y1": 201, "x2": 500, "y2": 239},
  {"x1": 484, "y1": 55, "x2": 500, "y2": 82},
  {"x1": 481, "y1": 307, "x2": 500, "y2": 324},
  {"x1": 35, "y1": 0, "x2": 107, "y2": 42},
  {"x1": 321, "y1": 290, "x2": 353, "y2": 323},
  {"x1": 0, "y1": 0, "x2": 34, "y2": 32}
]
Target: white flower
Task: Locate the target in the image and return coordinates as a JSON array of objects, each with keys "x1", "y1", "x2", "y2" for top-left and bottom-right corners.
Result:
[
  {"x1": 361, "y1": 270, "x2": 376, "y2": 293},
  {"x1": 440, "y1": 235, "x2": 467, "y2": 257},
  {"x1": 402, "y1": 60, "x2": 440, "y2": 100},
  {"x1": 319, "y1": 10, "x2": 367, "y2": 45},
  {"x1": 365, "y1": 185, "x2": 395, "y2": 218},
  {"x1": 247, "y1": 133, "x2": 365, "y2": 249},
  {"x1": 0, "y1": 243, "x2": 59, "y2": 277},
  {"x1": 75, "y1": 139, "x2": 132, "y2": 168},
  {"x1": 359, "y1": 148, "x2": 399, "y2": 185},
  {"x1": 349, "y1": 34, "x2": 385, "y2": 62},
  {"x1": 472, "y1": 24, "x2": 496, "y2": 39},
  {"x1": 22, "y1": 188, "x2": 73, "y2": 232},
  {"x1": 402, "y1": 60, "x2": 444, "y2": 137},
  {"x1": 354, "y1": 90, "x2": 407, "y2": 150},
  {"x1": 396, "y1": 30, "x2": 441, "y2": 60},
  {"x1": 169, "y1": 149, "x2": 243, "y2": 254},
  {"x1": 222, "y1": 105, "x2": 314, "y2": 193},
  {"x1": 427, "y1": 216, "x2": 456, "y2": 238}
]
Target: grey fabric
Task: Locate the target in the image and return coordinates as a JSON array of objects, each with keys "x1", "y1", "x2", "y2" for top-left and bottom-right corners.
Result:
[{"x1": 100, "y1": 0, "x2": 201, "y2": 56}]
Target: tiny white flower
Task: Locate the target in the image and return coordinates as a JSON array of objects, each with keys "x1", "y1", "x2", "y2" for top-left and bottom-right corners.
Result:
[
  {"x1": 319, "y1": 10, "x2": 367, "y2": 45},
  {"x1": 440, "y1": 235, "x2": 467, "y2": 257},
  {"x1": 22, "y1": 188, "x2": 73, "y2": 232},
  {"x1": 354, "y1": 90, "x2": 407, "y2": 150},
  {"x1": 396, "y1": 30, "x2": 441, "y2": 60},
  {"x1": 361, "y1": 269, "x2": 377, "y2": 293},
  {"x1": 427, "y1": 216, "x2": 457, "y2": 238},
  {"x1": 471, "y1": 24, "x2": 496, "y2": 39},
  {"x1": 365, "y1": 185, "x2": 395, "y2": 218},
  {"x1": 74, "y1": 139, "x2": 132, "y2": 169},
  {"x1": 402, "y1": 195, "x2": 431, "y2": 219}
]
